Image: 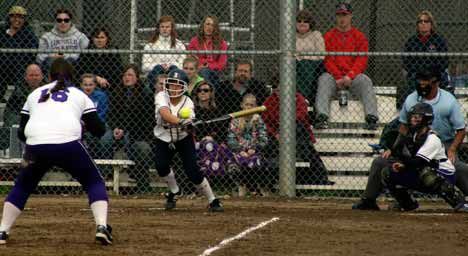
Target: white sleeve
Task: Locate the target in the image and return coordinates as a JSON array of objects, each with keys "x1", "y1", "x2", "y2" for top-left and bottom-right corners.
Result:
[
  {"x1": 83, "y1": 94, "x2": 97, "y2": 114},
  {"x1": 416, "y1": 134, "x2": 443, "y2": 162},
  {"x1": 21, "y1": 95, "x2": 32, "y2": 115},
  {"x1": 155, "y1": 92, "x2": 169, "y2": 114}
]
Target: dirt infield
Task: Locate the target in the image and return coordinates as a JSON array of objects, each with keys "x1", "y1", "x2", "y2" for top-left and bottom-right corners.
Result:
[{"x1": 0, "y1": 196, "x2": 467, "y2": 256}]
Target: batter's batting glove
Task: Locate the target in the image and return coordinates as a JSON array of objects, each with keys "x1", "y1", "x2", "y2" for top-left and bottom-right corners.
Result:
[{"x1": 178, "y1": 118, "x2": 193, "y2": 127}]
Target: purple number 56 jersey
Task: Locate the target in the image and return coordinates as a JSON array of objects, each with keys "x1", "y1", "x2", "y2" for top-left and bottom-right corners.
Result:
[{"x1": 21, "y1": 81, "x2": 96, "y2": 145}]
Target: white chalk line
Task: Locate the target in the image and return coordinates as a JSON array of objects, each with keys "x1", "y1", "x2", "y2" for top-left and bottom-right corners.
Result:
[
  {"x1": 402, "y1": 213, "x2": 451, "y2": 216},
  {"x1": 199, "y1": 217, "x2": 280, "y2": 256}
]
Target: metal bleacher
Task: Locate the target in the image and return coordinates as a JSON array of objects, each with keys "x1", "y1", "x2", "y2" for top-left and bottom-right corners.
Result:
[{"x1": 300, "y1": 86, "x2": 468, "y2": 192}]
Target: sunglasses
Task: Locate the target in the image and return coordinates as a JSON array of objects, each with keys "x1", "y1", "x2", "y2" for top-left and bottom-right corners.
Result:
[
  {"x1": 296, "y1": 19, "x2": 308, "y2": 23},
  {"x1": 56, "y1": 18, "x2": 71, "y2": 23},
  {"x1": 197, "y1": 88, "x2": 211, "y2": 93},
  {"x1": 417, "y1": 19, "x2": 431, "y2": 24}
]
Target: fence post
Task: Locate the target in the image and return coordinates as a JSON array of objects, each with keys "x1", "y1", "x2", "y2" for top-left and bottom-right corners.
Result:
[
  {"x1": 279, "y1": 0, "x2": 296, "y2": 197},
  {"x1": 9, "y1": 125, "x2": 21, "y2": 158},
  {"x1": 129, "y1": 0, "x2": 137, "y2": 64}
]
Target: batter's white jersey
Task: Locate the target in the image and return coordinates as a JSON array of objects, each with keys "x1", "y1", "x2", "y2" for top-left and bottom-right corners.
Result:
[
  {"x1": 154, "y1": 92, "x2": 195, "y2": 143},
  {"x1": 21, "y1": 81, "x2": 96, "y2": 145},
  {"x1": 416, "y1": 132, "x2": 455, "y2": 174}
]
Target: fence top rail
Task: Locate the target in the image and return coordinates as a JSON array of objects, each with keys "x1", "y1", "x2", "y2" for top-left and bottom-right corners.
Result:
[
  {"x1": 137, "y1": 23, "x2": 251, "y2": 33},
  {"x1": 2, "y1": 48, "x2": 468, "y2": 57}
]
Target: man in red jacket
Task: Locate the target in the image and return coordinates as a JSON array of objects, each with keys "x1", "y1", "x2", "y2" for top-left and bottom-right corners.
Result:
[{"x1": 315, "y1": 2, "x2": 379, "y2": 130}]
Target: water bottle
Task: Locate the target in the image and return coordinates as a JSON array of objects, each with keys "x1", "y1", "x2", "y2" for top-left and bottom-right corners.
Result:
[{"x1": 338, "y1": 90, "x2": 348, "y2": 107}]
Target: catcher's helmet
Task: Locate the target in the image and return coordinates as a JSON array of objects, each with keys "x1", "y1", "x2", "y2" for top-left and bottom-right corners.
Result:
[
  {"x1": 408, "y1": 102, "x2": 434, "y2": 131},
  {"x1": 165, "y1": 69, "x2": 188, "y2": 98}
]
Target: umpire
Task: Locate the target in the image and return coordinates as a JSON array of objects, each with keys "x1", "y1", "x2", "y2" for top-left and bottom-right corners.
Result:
[{"x1": 353, "y1": 68, "x2": 468, "y2": 211}]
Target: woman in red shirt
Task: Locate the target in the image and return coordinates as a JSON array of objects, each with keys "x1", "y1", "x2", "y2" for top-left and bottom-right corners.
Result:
[{"x1": 188, "y1": 15, "x2": 228, "y2": 88}]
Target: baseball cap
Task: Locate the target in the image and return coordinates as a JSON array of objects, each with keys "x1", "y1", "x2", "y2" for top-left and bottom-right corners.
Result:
[
  {"x1": 8, "y1": 6, "x2": 27, "y2": 16},
  {"x1": 415, "y1": 68, "x2": 442, "y2": 82},
  {"x1": 336, "y1": 2, "x2": 352, "y2": 15}
]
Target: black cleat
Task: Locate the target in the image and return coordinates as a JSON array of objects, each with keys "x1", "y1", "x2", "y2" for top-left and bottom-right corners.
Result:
[
  {"x1": 315, "y1": 114, "x2": 329, "y2": 129},
  {"x1": 0, "y1": 231, "x2": 8, "y2": 245},
  {"x1": 95, "y1": 225, "x2": 113, "y2": 245},
  {"x1": 165, "y1": 191, "x2": 181, "y2": 210},
  {"x1": 364, "y1": 115, "x2": 379, "y2": 130},
  {"x1": 352, "y1": 198, "x2": 380, "y2": 210},
  {"x1": 208, "y1": 198, "x2": 224, "y2": 212}
]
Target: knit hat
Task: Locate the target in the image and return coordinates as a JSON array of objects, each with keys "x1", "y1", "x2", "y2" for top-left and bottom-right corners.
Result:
[{"x1": 8, "y1": 6, "x2": 27, "y2": 16}]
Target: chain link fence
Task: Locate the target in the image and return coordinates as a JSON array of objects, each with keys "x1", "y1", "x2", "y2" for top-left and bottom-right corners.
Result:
[{"x1": 0, "y1": 0, "x2": 468, "y2": 199}]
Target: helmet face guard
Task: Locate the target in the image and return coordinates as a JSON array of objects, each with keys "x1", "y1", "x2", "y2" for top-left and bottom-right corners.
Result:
[
  {"x1": 408, "y1": 103, "x2": 434, "y2": 133},
  {"x1": 165, "y1": 69, "x2": 189, "y2": 98},
  {"x1": 165, "y1": 78, "x2": 187, "y2": 98}
]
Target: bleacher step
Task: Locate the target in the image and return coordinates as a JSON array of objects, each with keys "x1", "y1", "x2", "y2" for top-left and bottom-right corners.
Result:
[
  {"x1": 296, "y1": 175, "x2": 367, "y2": 190},
  {"x1": 315, "y1": 137, "x2": 379, "y2": 153}
]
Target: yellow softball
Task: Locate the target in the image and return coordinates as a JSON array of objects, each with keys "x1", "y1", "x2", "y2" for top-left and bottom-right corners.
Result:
[{"x1": 179, "y1": 107, "x2": 192, "y2": 119}]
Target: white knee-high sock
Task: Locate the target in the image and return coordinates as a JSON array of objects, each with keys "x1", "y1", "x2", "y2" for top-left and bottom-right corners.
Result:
[
  {"x1": 163, "y1": 169, "x2": 180, "y2": 194},
  {"x1": 0, "y1": 202, "x2": 21, "y2": 233},
  {"x1": 196, "y1": 178, "x2": 216, "y2": 203},
  {"x1": 90, "y1": 200, "x2": 108, "y2": 226}
]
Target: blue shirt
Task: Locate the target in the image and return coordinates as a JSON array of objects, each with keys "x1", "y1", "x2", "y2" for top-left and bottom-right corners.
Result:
[
  {"x1": 87, "y1": 89, "x2": 109, "y2": 123},
  {"x1": 399, "y1": 89, "x2": 465, "y2": 143}
]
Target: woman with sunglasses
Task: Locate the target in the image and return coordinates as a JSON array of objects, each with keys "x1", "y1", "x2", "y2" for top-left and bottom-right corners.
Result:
[
  {"x1": 399, "y1": 10, "x2": 449, "y2": 110},
  {"x1": 193, "y1": 80, "x2": 232, "y2": 179},
  {"x1": 37, "y1": 8, "x2": 89, "y2": 72},
  {"x1": 295, "y1": 9, "x2": 325, "y2": 106}
]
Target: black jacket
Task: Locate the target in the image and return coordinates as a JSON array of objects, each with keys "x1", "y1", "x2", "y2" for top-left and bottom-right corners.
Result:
[
  {"x1": 194, "y1": 106, "x2": 229, "y2": 143},
  {"x1": 76, "y1": 45, "x2": 124, "y2": 88},
  {"x1": 0, "y1": 21, "x2": 38, "y2": 85},
  {"x1": 403, "y1": 32, "x2": 448, "y2": 76},
  {"x1": 108, "y1": 84, "x2": 155, "y2": 142},
  {"x1": 217, "y1": 78, "x2": 270, "y2": 113}
]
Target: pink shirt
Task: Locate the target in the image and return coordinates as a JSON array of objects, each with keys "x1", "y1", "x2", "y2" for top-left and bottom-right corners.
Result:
[{"x1": 188, "y1": 37, "x2": 228, "y2": 71}]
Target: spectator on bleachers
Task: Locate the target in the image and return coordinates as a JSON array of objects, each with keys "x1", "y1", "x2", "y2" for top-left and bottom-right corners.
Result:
[
  {"x1": 295, "y1": 9, "x2": 325, "y2": 106},
  {"x1": 314, "y1": 2, "x2": 379, "y2": 130},
  {"x1": 77, "y1": 27, "x2": 123, "y2": 89},
  {"x1": 182, "y1": 56, "x2": 204, "y2": 96},
  {"x1": 155, "y1": 74, "x2": 167, "y2": 93},
  {"x1": 218, "y1": 60, "x2": 270, "y2": 113},
  {"x1": 107, "y1": 64, "x2": 154, "y2": 193},
  {"x1": 80, "y1": 74, "x2": 109, "y2": 123},
  {"x1": 352, "y1": 69, "x2": 468, "y2": 211},
  {"x1": 80, "y1": 73, "x2": 111, "y2": 160},
  {"x1": 0, "y1": 64, "x2": 44, "y2": 150},
  {"x1": 449, "y1": 61, "x2": 468, "y2": 88},
  {"x1": 0, "y1": 6, "x2": 38, "y2": 103},
  {"x1": 227, "y1": 94, "x2": 269, "y2": 196},
  {"x1": 399, "y1": 10, "x2": 449, "y2": 110},
  {"x1": 262, "y1": 78, "x2": 333, "y2": 185},
  {"x1": 188, "y1": 15, "x2": 228, "y2": 88},
  {"x1": 142, "y1": 15, "x2": 186, "y2": 89},
  {"x1": 3, "y1": 63, "x2": 43, "y2": 127},
  {"x1": 37, "y1": 8, "x2": 89, "y2": 71},
  {"x1": 193, "y1": 80, "x2": 232, "y2": 177}
]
